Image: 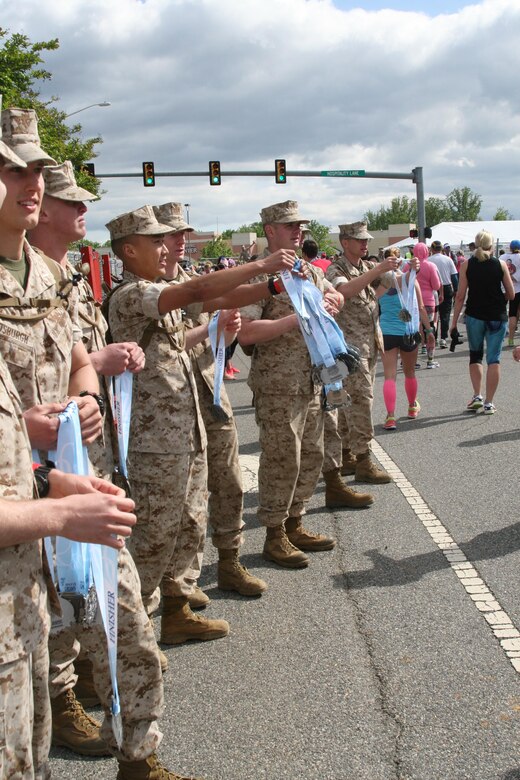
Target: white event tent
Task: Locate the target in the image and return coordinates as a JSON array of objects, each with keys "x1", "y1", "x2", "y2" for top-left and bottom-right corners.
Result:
[{"x1": 386, "y1": 221, "x2": 520, "y2": 251}]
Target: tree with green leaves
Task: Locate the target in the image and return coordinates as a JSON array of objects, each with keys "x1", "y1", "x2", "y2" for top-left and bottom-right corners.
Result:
[
  {"x1": 364, "y1": 196, "x2": 416, "y2": 231},
  {"x1": 0, "y1": 28, "x2": 101, "y2": 196},
  {"x1": 200, "y1": 237, "x2": 234, "y2": 260},
  {"x1": 445, "y1": 186, "x2": 482, "y2": 221},
  {"x1": 305, "y1": 219, "x2": 337, "y2": 255},
  {"x1": 363, "y1": 187, "x2": 484, "y2": 230},
  {"x1": 493, "y1": 207, "x2": 514, "y2": 221}
]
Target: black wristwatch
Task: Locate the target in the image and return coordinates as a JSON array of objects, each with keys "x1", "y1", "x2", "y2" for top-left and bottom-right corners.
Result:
[
  {"x1": 34, "y1": 461, "x2": 56, "y2": 498},
  {"x1": 79, "y1": 390, "x2": 106, "y2": 417}
]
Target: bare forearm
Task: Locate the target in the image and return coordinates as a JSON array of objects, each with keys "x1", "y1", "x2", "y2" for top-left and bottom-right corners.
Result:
[
  {"x1": 0, "y1": 497, "x2": 67, "y2": 547},
  {"x1": 185, "y1": 323, "x2": 209, "y2": 350},
  {"x1": 203, "y1": 281, "x2": 271, "y2": 313},
  {"x1": 337, "y1": 268, "x2": 379, "y2": 299},
  {"x1": 159, "y1": 257, "x2": 279, "y2": 315},
  {"x1": 68, "y1": 342, "x2": 99, "y2": 395},
  {"x1": 238, "y1": 315, "x2": 298, "y2": 346}
]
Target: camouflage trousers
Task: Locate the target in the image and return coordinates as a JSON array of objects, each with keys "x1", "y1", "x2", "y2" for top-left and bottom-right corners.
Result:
[
  {"x1": 338, "y1": 353, "x2": 377, "y2": 457},
  {"x1": 128, "y1": 449, "x2": 208, "y2": 612},
  {"x1": 322, "y1": 408, "x2": 343, "y2": 473},
  {"x1": 48, "y1": 545, "x2": 163, "y2": 761},
  {"x1": 0, "y1": 638, "x2": 51, "y2": 780},
  {"x1": 202, "y1": 409, "x2": 244, "y2": 550},
  {"x1": 254, "y1": 391, "x2": 324, "y2": 527}
]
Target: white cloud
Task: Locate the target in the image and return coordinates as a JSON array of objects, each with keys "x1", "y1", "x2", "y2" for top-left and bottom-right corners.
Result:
[{"x1": 1, "y1": 0, "x2": 519, "y2": 239}]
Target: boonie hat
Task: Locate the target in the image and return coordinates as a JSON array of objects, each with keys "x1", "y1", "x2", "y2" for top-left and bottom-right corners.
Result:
[
  {"x1": 260, "y1": 200, "x2": 310, "y2": 225},
  {"x1": 510, "y1": 239, "x2": 520, "y2": 251},
  {"x1": 1, "y1": 107, "x2": 57, "y2": 166},
  {"x1": 338, "y1": 221, "x2": 373, "y2": 240},
  {"x1": 153, "y1": 202, "x2": 194, "y2": 233},
  {"x1": 106, "y1": 204, "x2": 175, "y2": 241},
  {"x1": 43, "y1": 161, "x2": 98, "y2": 202}
]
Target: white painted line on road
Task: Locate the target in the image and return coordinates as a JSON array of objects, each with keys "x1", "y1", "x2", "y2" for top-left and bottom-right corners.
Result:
[{"x1": 371, "y1": 439, "x2": 520, "y2": 676}]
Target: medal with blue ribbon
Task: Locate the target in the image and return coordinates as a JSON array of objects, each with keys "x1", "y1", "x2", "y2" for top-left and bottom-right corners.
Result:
[
  {"x1": 207, "y1": 311, "x2": 230, "y2": 421},
  {"x1": 279, "y1": 264, "x2": 361, "y2": 408},
  {"x1": 47, "y1": 400, "x2": 124, "y2": 748}
]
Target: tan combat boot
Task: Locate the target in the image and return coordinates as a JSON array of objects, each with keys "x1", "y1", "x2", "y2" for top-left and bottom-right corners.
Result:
[
  {"x1": 218, "y1": 548, "x2": 268, "y2": 596},
  {"x1": 158, "y1": 649, "x2": 169, "y2": 672},
  {"x1": 355, "y1": 452, "x2": 392, "y2": 484},
  {"x1": 160, "y1": 596, "x2": 229, "y2": 645},
  {"x1": 340, "y1": 447, "x2": 357, "y2": 476},
  {"x1": 263, "y1": 525, "x2": 309, "y2": 568},
  {"x1": 73, "y1": 656, "x2": 99, "y2": 708},
  {"x1": 285, "y1": 516, "x2": 336, "y2": 551},
  {"x1": 323, "y1": 468, "x2": 374, "y2": 508},
  {"x1": 117, "y1": 752, "x2": 202, "y2": 780},
  {"x1": 188, "y1": 586, "x2": 210, "y2": 610},
  {"x1": 51, "y1": 688, "x2": 110, "y2": 756}
]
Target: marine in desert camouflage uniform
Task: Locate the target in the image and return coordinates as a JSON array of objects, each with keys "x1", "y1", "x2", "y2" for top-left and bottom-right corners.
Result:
[
  {"x1": 153, "y1": 202, "x2": 266, "y2": 601},
  {"x1": 29, "y1": 162, "x2": 178, "y2": 773},
  {"x1": 326, "y1": 221, "x2": 398, "y2": 484},
  {"x1": 0, "y1": 110, "x2": 139, "y2": 780},
  {"x1": 106, "y1": 205, "x2": 295, "y2": 646},
  {"x1": 238, "y1": 200, "x2": 338, "y2": 569}
]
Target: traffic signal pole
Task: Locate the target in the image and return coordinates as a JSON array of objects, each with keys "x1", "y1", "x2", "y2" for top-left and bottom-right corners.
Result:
[{"x1": 93, "y1": 165, "x2": 426, "y2": 234}]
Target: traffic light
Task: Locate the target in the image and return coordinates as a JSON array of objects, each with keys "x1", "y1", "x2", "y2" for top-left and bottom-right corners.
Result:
[
  {"x1": 142, "y1": 161, "x2": 155, "y2": 187},
  {"x1": 81, "y1": 163, "x2": 96, "y2": 177},
  {"x1": 409, "y1": 229, "x2": 419, "y2": 238},
  {"x1": 209, "y1": 161, "x2": 221, "y2": 186},
  {"x1": 424, "y1": 227, "x2": 432, "y2": 239},
  {"x1": 275, "y1": 158, "x2": 287, "y2": 184}
]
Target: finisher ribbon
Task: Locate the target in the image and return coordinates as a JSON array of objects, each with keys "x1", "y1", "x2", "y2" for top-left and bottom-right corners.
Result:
[
  {"x1": 207, "y1": 311, "x2": 229, "y2": 421},
  {"x1": 47, "y1": 400, "x2": 123, "y2": 748},
  {"x1": 280, "y1": 262, "x2": 361, "y2": 408}
]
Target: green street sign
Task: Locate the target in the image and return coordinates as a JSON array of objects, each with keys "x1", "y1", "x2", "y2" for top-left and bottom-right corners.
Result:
[{"x1": 320, "y1": 170, "x2": 366, "y2": 177}]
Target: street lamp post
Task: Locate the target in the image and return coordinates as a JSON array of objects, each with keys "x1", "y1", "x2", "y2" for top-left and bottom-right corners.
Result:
[{"x1": 65, "y1": 101, "x2": 111, "y2": 118}]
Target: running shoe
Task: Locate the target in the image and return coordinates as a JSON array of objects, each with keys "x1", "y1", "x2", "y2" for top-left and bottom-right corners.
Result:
[
  {"x1": 483, "y1": 402, "x2": 496, "y2": 415},
  {"x1": 408, "y1": 400, "x2": 421, "y2": 419},
  {"x1": 426, "y1": 359, "x2": 439, "y2": 369},
  {"x1": 383, "y1": 415, "x2": 397, "y2": 430},
  {"x1": 439, "y1": 339, "x2": 447, "y2": 349},
  {"x1": 466, "y1": 394, "x2": 483, "y2": 411}
]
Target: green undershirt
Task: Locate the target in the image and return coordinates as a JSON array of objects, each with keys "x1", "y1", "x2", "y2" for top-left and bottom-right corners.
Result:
[{"x1": 0, "y1": 252, "x2": 29, "y2": 289}]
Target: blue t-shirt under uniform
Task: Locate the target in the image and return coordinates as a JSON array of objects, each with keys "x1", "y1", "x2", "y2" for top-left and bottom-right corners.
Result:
[{"x1": 379, "y1": 287, "x2": 407, "y2": 336}]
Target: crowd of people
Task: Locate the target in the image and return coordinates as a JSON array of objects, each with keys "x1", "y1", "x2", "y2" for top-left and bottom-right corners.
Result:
[{"x1": 0, "y1": 104, "x2": 517, "y2": 780}]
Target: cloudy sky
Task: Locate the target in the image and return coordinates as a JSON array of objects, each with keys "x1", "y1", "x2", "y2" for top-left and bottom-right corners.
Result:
[{"x1": 1, "y1": 0, "x2": 519, "y2": 242}]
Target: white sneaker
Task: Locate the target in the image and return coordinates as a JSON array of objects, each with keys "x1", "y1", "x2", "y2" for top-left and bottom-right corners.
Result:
[
  {"x1": 483, "y1": 402, "x2": 496, "y2": 415},
  {"x1": 439, "y1": 339, "x2": 447, "y2": 349},
  {"x1": 467, "y1": 394, "x2": 484, "y2": 411}
]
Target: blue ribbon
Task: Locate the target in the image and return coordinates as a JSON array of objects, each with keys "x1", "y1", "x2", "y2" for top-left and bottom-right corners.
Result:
[
  {"x1": 207, "y1": 311, "x2": 229, "y2": 420},
  {"x1": 278, "y1": 268, "x2": 353, "y2": 407},
  {"x1": 112, "y1": 370, "x2": 133, "y2": 478},
  {"x1": 48, "y1": 400, "x2": 123, "y2": 748}
]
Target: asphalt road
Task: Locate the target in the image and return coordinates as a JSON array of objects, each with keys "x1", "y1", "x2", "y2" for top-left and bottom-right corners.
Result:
[{"x1": 50, "y1": 330, "x2": 520, "y2": 780}]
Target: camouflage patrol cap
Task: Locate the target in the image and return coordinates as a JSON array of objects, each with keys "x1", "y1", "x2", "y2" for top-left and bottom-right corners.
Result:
[
  {"x1": 1, "y1": 107, "x2": 57, "y2": 166},
  {"x1": 152, "y1": 202, "x2": 194, "y2": 233},
  {"x1": 43, "y1": 161, "x2": 98, "y2": 202},
  {"x1": 106, "y1": 204, "x2": 175, "y2": 241},
  {"x1": 260, "y1": 200, "x2": 310, "y2": 225},
  {"x1": 0, "y1": 96, "x2": 26, "y2": 167},
  {"x1": 338, "y1": 221, "x2": 373, "y2": 240}
]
